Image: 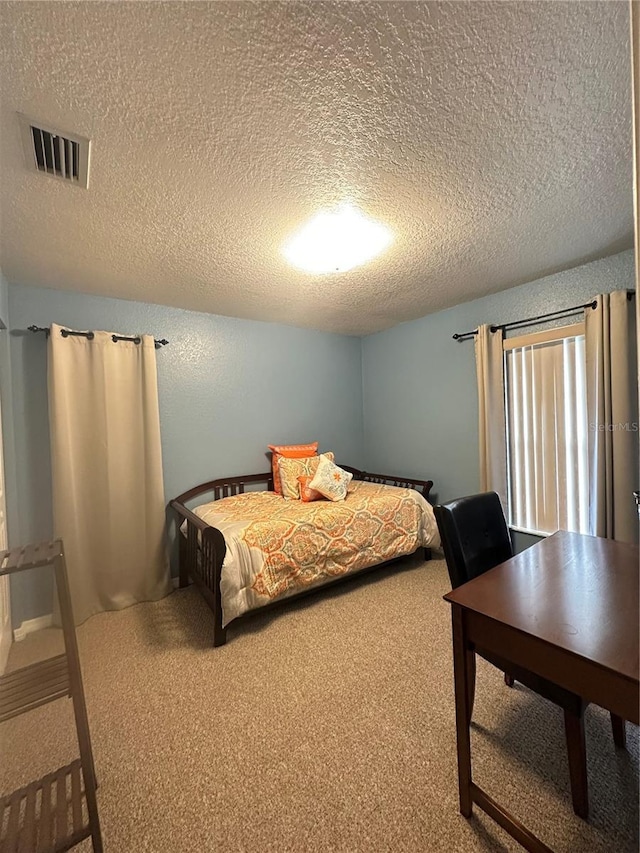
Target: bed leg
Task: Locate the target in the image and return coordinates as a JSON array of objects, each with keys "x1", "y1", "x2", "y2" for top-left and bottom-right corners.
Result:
[
  {"x1": 423, "y1": 548, "x2": 432, "y2": 561},
  {"x1": 178, "y1": 530, "x2": 190, "y2": 588},
  {"x1": 213, "y1": 623, "x2": 227, "y2": 647}
]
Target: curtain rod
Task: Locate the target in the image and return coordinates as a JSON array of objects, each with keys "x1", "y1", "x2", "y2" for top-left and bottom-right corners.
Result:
[
  {"x1": 451, "y1": 295, "x2": 638, "y2": 342},
  {"x1": 28, "y1": 325, "x2": 169, "y2": 349}
]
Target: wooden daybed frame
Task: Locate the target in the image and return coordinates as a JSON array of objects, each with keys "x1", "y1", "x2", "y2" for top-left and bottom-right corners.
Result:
[{"x1": 170, "y1": 466, "x2": 434, "y2": 646}]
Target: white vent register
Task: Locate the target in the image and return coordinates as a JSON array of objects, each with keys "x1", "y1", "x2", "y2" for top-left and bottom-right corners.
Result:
[{"x1": 19, "y1": 114, "x2": 91, "y2": 188}]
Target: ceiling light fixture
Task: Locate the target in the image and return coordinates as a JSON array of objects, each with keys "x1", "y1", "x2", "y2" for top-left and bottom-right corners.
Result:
[{"x1": 283, "y1": 203, "x2": 393, "y2": 274}]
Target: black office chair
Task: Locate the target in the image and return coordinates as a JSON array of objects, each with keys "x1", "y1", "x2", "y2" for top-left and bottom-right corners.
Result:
[{"x1": 434, "y1": 491, "x2": 625, "y2": 820}]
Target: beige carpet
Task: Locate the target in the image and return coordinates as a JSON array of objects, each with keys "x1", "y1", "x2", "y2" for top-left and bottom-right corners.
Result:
[{"x1": 1, "y1": 555, "x2": 638, "y2": 852}]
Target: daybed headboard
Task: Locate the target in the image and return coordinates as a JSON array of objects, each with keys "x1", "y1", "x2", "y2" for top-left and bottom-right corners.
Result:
[
  {"x1": 172, "y1": 466, "x2": 433, "y2": 507},
  {"x1": 172, "y1": 472, "x2": 274, "y2": 506},
  {"x1": 343, "y1": 467, "x2": 433, "y2": 500}
]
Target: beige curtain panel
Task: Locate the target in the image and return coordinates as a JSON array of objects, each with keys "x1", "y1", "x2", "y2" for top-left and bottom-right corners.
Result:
[
  {"x1": 475, "y1": 324, "x2": 508, "y2": 510},
  {"x1": 585, "y1": 292, "x2": 639, "y2": 544},
  {"x1": 48, "y1": 324, "x2": 171, "y2": 624}
]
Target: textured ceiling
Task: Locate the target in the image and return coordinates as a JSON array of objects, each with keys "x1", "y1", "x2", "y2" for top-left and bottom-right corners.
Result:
[{"x1": 0, "y1": 1, "x2": 633, "y2": 336}]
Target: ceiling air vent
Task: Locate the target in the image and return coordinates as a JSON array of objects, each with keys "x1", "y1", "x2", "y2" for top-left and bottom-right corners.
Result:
[{"x1": 18, "y1": 114, "x2": 91, "y2": 189}]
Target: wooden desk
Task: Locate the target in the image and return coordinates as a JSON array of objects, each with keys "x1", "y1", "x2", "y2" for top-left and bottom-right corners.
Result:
[{"x1": 444, "y1": 530, "x2": 639, "y2": 853}]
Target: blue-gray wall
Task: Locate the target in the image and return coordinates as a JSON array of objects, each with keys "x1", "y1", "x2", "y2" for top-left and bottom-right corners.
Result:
[
  {"x1": 0, "y1": 273, "x2": 19, "y2": 550},
  {"x1": 7, "y1": 284, "x2": 364, "y2": 626},
  {"x1": 4, "y1": 248, "x2": 635, "y2": 625},
  {"x1": 361, "y1": 249, "x2": 636, "y2": 511}
]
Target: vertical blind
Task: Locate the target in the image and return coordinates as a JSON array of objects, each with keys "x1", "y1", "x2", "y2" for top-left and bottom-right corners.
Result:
[{"x1": 505, "y1": 334, "x2": 588, "y2": 535}]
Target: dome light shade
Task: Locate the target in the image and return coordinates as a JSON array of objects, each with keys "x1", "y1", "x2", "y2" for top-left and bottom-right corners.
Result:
[{"x1": 283, "y1": 204, "x2": 392, "y2": 274}]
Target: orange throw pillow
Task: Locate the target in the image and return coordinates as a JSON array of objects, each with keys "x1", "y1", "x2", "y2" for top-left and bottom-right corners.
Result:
[
  {"x1": 298, "y1": 475, "x2": 324, "y2": 503},
  {"x1": 268, "y1": 442, "x2": 318, "y2": 494}
]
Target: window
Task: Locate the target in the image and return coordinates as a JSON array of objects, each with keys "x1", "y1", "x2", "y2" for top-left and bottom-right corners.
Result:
[{"x1": 504, "y1": 324, "x2": 589, "y2": 536}]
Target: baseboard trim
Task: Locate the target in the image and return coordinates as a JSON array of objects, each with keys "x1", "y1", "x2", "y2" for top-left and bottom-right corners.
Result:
[{"x1": 14, "y1": 613, "x2": 53, "y2": 642}]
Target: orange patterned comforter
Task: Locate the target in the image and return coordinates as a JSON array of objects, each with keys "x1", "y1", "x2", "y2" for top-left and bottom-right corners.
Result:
[{"x1": 192, "y1": 480, "x2": 440, "y2": 626}]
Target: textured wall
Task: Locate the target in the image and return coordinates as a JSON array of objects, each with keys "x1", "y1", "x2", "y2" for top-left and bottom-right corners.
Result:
[
  {"x1": 8, "y1": 284, "x2": 364, "y2": 626},
  {"x1": 6, "y1": 248, "x2": 636, "y2": 624},
  {"x1": 0, "y1": 272, "x2": 19, "y2": 546},
  {"x1": 0, "y1": 273, "x2": 26, "y2": 633},
  {"x1": 361, "y1": 249, "x2": 636, "y2": 520}
]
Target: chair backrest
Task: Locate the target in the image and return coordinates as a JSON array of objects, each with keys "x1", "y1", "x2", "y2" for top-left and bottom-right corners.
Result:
[{"x1": 434, "y1": 492, "x2": 513, "y2": 588}]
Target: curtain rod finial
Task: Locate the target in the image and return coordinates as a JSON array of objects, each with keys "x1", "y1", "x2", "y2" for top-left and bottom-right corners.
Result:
[{"x1": 27, "y1": 325, "x2": 50, "y2": 337}]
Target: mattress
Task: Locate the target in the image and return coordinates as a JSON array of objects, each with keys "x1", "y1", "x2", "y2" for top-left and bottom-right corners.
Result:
[{"x1": 189, "y1": 480, "x2": 440, "y2": 626}]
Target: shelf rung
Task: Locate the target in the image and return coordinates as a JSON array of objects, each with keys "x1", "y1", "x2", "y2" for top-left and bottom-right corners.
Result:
[
  {"x1": 0, "y1": 760, "x2": 91, "y2": 853},
  {"x1": 0, "y1": 655, "x2": 70, "y2": 723},
  {"x1": 0, "y1": 541, "x2": 63, "y2": 577}
]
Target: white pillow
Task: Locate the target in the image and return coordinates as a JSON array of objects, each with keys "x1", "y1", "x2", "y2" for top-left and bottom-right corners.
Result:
[{"x1": 309, "y1": 454, "x2": 353, "y2": 502}]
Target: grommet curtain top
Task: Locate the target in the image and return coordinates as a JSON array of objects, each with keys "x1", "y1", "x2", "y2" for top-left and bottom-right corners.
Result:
[{"x1": 27, "y1": 325, "x2": 169, "y2": 349}]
